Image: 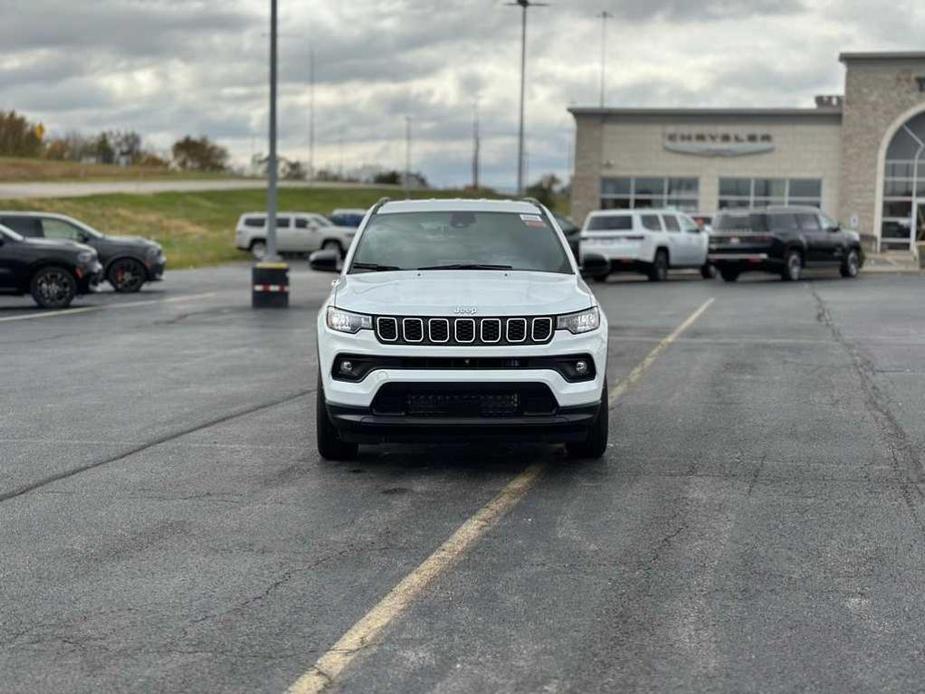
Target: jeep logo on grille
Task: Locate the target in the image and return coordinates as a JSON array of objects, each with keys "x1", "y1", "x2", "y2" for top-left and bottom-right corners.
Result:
[{"x1": 454, "y1": 306, "x2": 478, "y2": 315}]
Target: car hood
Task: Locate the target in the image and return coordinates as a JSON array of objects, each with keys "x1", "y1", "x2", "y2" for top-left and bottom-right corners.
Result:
[
  {"x1": 103, "y1": 235, "x2": 158, "y2": 248},
  {"x1": 333, "y1": 270, "x2": 594, "y2": 316}
]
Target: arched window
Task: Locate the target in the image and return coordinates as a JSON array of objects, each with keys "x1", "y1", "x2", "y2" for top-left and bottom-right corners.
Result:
[{"x1": 883, "y1": 112, "x2": 925, "y2": 250}]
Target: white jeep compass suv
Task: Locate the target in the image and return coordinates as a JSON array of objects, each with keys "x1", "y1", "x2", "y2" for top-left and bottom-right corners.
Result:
[
  {"x1": 580, "y1": 208, "x2": 712, "y2": 281},
  {"x1": 313, "y1": 198, "x2": 609, "y2": 461}
]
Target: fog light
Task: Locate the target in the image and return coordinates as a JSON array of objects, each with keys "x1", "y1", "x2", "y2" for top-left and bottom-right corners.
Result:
[
  {"x1": 340, "y1": 360, "x2": 354, "y2": 374},
  {"x1": 575, "y1": 360, "x2": 589, "y2": 375}
]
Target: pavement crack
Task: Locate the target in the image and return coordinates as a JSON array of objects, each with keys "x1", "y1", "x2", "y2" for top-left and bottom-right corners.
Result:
[
  {"x1": 810, "y1": 285, "x2": 925, "y2": 531},
  {"x1": 0, "y1": 388, "x2": 315, "y2": 505}
]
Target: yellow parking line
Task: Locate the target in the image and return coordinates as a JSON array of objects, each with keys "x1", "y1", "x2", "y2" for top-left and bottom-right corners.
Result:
[
  {"x1": 609, "y1": 297, "x2": 714, "y2": 407},
  {"x1": 0, "y1": 292, "x2": 216, "y2": 323},
  {"x1": 287, "y1": 296, "x2": 716, "y2": 694}
]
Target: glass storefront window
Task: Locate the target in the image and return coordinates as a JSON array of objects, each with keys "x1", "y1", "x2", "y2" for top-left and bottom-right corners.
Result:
[
  {"x1": 753, "y1": 179, "x2": 787, "y2": 197},
  {"x1": 601, "y1": 176, "x2": 699, "y2": 210},
  {"x1": 884, "y1": 179, "x2": 915, "y2": 196},
  {"x1": 789, "y1": 179, "x2": 822, "y2": 198},
  {"x1": 883, "y1": 200, "x2": 912, "y2": 217},
  {"x1": 717, "y1": 178, "x2": 822, "y2": 209}
]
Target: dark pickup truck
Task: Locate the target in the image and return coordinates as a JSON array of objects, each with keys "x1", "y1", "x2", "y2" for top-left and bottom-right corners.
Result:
[{"x1": 708, "y1": 206, "x2": 863, "y2": 282}]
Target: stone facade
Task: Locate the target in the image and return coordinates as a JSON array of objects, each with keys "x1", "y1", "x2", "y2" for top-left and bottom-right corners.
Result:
[
  {"x1": 839, "y1": 54, "x2": 925, "y2": 247},
  {"x1": 569, "y1": 53, "x2": 925, "y2": 251},
  {"x1": 570, "y1": 110, "x2": 842, "y2": 226}
]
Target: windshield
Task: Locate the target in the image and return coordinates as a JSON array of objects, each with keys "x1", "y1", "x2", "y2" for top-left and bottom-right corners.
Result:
[
  {"x1": 0, "y1": 224, "x2": 24, "y2": 242},
  {"x1": 349, "y1": 211, "x2": 572, "y2": 274}
]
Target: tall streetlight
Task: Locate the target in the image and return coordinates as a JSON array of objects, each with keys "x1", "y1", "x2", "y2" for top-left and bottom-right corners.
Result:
[
  {"x1": 472, "y1": 97, "x2": 480, "y2": 190},
  {"x1": 598, "y1": 10, "x2": 612, "y2": 108},
  {"x1": 507, "y1": 0, "x2": 547, "y2": 196},
  {"x1": 404, "y1": 116, "x2": 412, "y2": 198},
  {"x1": 266, "y1": 0, "x2": 279, "y2": 261},
  {"x1": 252, "y1": 0, "x2": 288, "y2": 309},
  {"x1": 308, "y1": 47, "x2": 315, "y2": 183}
]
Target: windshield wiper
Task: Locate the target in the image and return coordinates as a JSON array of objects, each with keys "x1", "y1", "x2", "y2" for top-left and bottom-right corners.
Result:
[
  {"x1": 416, "y1": 263, "x2": 513, "y2": 271},
  {"x1": 351, "y1": 262, "x2": 403, "y2": 272}
]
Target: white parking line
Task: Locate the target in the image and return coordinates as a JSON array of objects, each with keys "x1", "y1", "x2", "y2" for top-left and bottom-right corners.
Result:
[
  {"x1": 0, "y1": 292, "x2": 217, "y2": 323},
  {"x1": 286, "y1": 296, "x2": 716, "y2": 694}
]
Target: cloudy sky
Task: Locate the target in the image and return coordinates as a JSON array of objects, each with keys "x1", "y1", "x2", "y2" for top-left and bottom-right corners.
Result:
[{"x1": 2, "y1": 0, "x2": 922, "y2": 188}]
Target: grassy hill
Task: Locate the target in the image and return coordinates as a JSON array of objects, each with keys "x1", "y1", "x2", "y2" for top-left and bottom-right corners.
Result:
[
  {"x1": 0, "y1": 186, "x2": 499, "y2": 268},
  {"x1": 0, "y1": 156, "x2": 232, "y2": 182}
]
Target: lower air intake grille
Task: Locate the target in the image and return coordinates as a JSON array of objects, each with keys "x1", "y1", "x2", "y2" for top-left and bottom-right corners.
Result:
[{"x1": 372, "y1": 383, "x2": 558, "y2": 418}]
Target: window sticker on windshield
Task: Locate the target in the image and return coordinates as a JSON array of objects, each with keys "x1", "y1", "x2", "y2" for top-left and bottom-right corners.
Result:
[{"x1": 520, "y1": 214, "x2": 547, "y2": 228}]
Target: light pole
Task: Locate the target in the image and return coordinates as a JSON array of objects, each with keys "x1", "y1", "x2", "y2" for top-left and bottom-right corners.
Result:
[
  {"x1": 598, "y1": 10, "x2": 612, "y2": 108},
  {"x1": 252, "y1": 0, "x2": 289, "y2": 309},
  {"x1": 507, "y1": 0, "x2": 547, "y2": 196},
  {"x1": 308, "y1": 47, "x2": 315, "y2": 183},
  {"x1": 472, "y1": 97, "x2": 480, "y2": 190},
  {"x1": 266, "y1": 0, "x2": 279, "y2": 261},
  {"x1": 404, "y1": 116, "x2": 412, "y2": 198}
]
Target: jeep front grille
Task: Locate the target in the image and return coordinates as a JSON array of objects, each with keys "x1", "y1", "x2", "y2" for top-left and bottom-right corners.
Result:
[{"x1": 373, "y1": 315, "x2": 557, "y2": 346}]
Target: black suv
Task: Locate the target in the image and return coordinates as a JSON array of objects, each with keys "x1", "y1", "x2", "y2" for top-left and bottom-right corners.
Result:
[
  {"x1": 0, "y1": 224, "x2": 103, "y2": 308},
  {"x1": 708, "y1": 206, "x2": 863, "y2": 282},
  {"x1": 0, "y1": 212, "x2": 165, "y2": 293}
]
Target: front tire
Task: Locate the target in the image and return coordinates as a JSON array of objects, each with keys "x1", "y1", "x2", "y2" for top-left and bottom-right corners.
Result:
[
  {"x1": 566, "y1": 379, "x2": 609, "y2": 460},
  {"x1": 30, "y1": 266, "x2": 77, "y2": 309},
  {"x1": 840, "y1": 249, "x2": 860, "y2": 278},
  {"x1": 250, "y1": 240, "x2": 267, "y2": 260},
  {"x1": 647, "y1": 250, "x2": 668, "y2": 282},
  {"x1": 322, "y1": 239, "x2": 344, "y2": 258},
  {"x1": 316, "y1": 375, "x2": 358, "y2": 461},
  {"x1": 720, "y1": 268, "x2": 739, "y2": 283},
  {"x1": 782, "y1": 250, "x2": 802, "y2": 281},
  {"x1": 108, "y1": 258, "x2": 146, "y2": 293}
]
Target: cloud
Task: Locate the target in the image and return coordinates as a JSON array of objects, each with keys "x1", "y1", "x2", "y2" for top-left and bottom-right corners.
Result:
[{"x1": 1, "y1": 0, "x2": 924, "y2": 187}]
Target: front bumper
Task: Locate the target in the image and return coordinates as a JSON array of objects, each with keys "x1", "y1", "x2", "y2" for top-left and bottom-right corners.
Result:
[
  {"x1": 76, "y1": 261, "x2": 104, "y2": 293},
  {"x1": 317, "y1": 313, "x2": 609, "y2": 412},
  {"x1": 146, "y1": 255, "x2": 166, "y2": 281},
  {"x1": 328, "y1": 400, "x2": 600, "y2": 444}
]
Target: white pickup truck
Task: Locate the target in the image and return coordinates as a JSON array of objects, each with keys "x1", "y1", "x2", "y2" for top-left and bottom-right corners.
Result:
[{"x1": 235, "y1": 212, "x2": 357, "y2": 259}]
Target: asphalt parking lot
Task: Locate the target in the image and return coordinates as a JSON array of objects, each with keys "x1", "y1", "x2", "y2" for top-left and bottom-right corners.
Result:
[{"x1": 2, "y1": 265, "x2": 925, "y2": 692}]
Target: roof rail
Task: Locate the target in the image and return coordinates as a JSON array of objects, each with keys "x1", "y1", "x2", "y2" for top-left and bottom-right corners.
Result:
[
  {"x1": 368, "y1": 197, "x2": 391, "y2": 216},
  {"x1": 521, "y1": 196, "x2": 543, "y2": 209}
]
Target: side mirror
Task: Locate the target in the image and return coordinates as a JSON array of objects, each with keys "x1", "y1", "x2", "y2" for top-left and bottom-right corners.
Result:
[
  {"x1": 828, "y1": 225, "x2": 841, "y2": 233},
  {"x1": 309, "y1": 248, "x2": 340, "y2": 272},
  {"x1": 580, "y1": 253, "x2": 609, "y2": 277}
]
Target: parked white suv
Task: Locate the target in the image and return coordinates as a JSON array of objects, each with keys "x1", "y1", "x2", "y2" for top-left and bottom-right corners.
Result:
[
  {"x1": 312, "y1": 198, "x2": 609, "y2": 461},
  {"x1": 579, "y1": 208, "x2": 712, "y2": 281},
  {"x1": 235, "y1": 212, "x2": 356, "y2": 259}
]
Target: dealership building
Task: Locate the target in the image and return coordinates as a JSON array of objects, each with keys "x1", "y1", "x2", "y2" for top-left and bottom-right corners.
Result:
[{"x1": 569, "y1": 52, "x2": 925, "y2": 254}]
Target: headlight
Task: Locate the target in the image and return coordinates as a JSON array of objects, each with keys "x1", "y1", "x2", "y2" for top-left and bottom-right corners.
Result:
[
  {"x1": 326, "y1": 306, "x2": 372, "y2": 334},
  {"x1": 77, "y1": 251, "x2": 96, "y2": 264},
  {"x1": 146, "y1": 245, "x2": 162, "y2": 258},
  {"x1": 557, "y1": 307, "x2": 600, "y2": 334}
]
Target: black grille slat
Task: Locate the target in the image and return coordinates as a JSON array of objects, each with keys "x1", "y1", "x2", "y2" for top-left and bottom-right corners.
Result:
[
  {"x1": 429, "y1": 318, "x2": 449, "y2": 343},
  {"x1": 532, "y1": 317, "x2": 553, "y2": 342},
  {"x1": 455, "y1": 318, "x2": 476, "y2": 343},
  {"x1": 402, "y1": 318, "x2": 424, "y2": 342},
  {"x1": 506, "y1": 318, "x2": 527, "y2": 343},
  {"x1": 374, "y1": 315, "x2": 556, "y2": 346},
  {"x1": 377, "y1": 317, "x2": 398, "y2": 342},
  {"x1": 481, "y1": 318, "x2": 501, "y2": 343}
]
